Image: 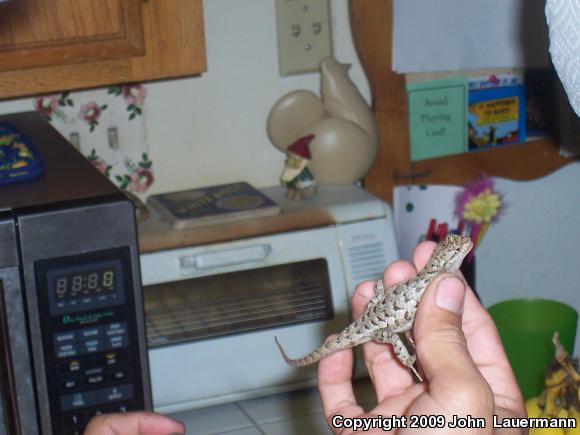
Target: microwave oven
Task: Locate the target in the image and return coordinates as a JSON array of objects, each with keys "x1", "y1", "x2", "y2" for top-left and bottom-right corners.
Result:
[
  {"x1": 0, "y1": 112, "x2": 152, "y2": 434},
  {"x1": 140, "y1": 185, "x2": 399, "y2": 413}
]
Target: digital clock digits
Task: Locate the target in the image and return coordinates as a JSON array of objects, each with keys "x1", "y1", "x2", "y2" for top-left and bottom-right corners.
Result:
[{"x1": 55, "y1": 269, "x2": 116, "y2": 299}]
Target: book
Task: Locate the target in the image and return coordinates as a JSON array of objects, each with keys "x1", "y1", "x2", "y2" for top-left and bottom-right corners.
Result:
[
  {"x1": 406, "y1": 77, "x2": 469, "y2": 161},
  {"x1": 468, "y1": 84, "x2": 527, "y2": 151},
  {"x1": 147, "y1": 182, "x2": 281, "y2": 230}
]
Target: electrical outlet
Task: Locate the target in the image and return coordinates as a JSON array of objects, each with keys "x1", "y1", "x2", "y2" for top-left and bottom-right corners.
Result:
[{"x1": 275, "y1": 0, "x2": 332, "y2": 76}]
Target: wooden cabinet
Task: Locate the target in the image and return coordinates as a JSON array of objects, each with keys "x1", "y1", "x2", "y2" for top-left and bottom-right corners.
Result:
[
  {"x1": 0, "y1": 0, "x2": 206, "y2": 99},
  {"x1": 349, "y1": 0, "x2": 576, "y2": 204}
]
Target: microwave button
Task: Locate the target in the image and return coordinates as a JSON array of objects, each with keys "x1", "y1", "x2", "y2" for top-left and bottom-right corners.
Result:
[
  {"x1": 60, "y1": 376, "x2": 83, "y2": 392},
  {"x1": 109, "y1": 368, "x2": 131, "y2": 383},
  {"x1": 57, "y1": 343, "x2": 78, "y2": 359},
  {"x1": 116, "y1": 402, "x2": 134, "y2": 413},
  {"x1": 86, "y1": 373, "x2": 106, "y2": 386},
  {"x1": 108, "y1": 334, "x2": 129, "y2": 350},
  {"x1": 83, "y1": 338, "x2": 105, "y2": 354},
  {"x1": 61, "y1": 391, "x2": 97, "y2": 411},
  {"x1": 106, "y1": 321, "x2": 127, "y2": 336},
  {"x1": 85, "y1": 366, "x2": 104, "y2": 376},
  {"x1": 62, "y1": 411, "x2": 85, "y2": 428},
  {"x1": 97, "y1": 383, "x2": 134, "y2": 404},
  {"x1": 80, "y1": 326, "x2": 103, "y2": 340},
  {"x1": 89, "y1": 407, "x2": 108, "y2": 420},
  {"x1": 55, "y1": 331, "x2": 77, "y2": 343},
  {"x1": 59, "y1": 359, "x2": 83, "y2": 375},
  {"x1": 95, "y1": 351, "x2": 130, "y2": 367}
]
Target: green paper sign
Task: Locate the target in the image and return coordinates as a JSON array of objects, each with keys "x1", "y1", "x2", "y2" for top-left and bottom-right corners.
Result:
[{"x1": 406, "y1": 78, "x2": 468, "y2": 161}]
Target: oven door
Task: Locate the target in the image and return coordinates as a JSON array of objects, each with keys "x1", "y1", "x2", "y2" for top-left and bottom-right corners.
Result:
[
  {"x1": 141, "y1": 226, "x2": 350, "y2": 412},
  {"x1": 0, "y1": 219, "x2": 39, "y2": 434}
]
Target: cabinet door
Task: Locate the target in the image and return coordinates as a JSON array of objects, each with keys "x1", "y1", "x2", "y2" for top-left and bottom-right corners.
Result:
[
  {"x1": 0, "y1": 0, "x2": 206, "y2": 99},
  {"x1": 0, "y1": 0, "x2": 144, "y2": 71}
]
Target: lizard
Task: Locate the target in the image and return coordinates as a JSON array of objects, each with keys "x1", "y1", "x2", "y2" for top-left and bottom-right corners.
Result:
[{"x1": 275, "y1": 234, "x2": 473, "y2": 380}]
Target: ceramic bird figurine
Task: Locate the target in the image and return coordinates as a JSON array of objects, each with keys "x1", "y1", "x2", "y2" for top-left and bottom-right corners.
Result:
[{"x1": 267, "y1": 57, "x2": 378, "y2": 185}]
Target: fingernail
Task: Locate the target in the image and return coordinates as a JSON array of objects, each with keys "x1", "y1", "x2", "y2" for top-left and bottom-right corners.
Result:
[{"x1": 435, "y1": 276, "x2": 466, "y2": 315}]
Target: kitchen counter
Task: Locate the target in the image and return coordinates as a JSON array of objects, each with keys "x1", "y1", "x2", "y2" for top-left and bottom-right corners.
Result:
[{"x1": 167, "y1": 377, "x2": 377, "y2": 435}]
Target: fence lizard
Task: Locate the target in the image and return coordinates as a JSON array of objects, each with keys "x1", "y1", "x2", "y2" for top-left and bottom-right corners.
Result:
[{"x1": 275, "y1": 234, "x2": 473, "y2": 380}]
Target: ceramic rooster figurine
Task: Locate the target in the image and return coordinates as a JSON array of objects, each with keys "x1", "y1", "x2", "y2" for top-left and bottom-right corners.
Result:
[{"x1": 267, "y1": 57, "x2": 378, "y2": 185}]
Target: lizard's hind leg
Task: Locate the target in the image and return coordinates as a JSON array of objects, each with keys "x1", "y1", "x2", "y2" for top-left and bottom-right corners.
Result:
[{"x1": 373, "y1": 329, "x2": 423, "y2": 382}]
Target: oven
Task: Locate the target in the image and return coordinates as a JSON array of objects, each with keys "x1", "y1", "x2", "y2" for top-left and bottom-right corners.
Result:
[{"x1": 140, "y1": 188, "x2": 399, "y2": 412}]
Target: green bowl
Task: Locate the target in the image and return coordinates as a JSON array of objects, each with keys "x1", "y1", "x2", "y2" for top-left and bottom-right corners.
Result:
[{"x1": 488, "y1": 299, "x2": 578, "y2": 400}]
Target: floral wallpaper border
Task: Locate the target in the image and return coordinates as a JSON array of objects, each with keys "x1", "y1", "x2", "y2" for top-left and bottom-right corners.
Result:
[{"x1": 33, "y1": 83, "x2": 155, "y2": 195}]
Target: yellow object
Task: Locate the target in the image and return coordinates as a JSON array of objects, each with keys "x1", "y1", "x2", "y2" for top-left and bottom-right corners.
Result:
[
  {"x1": 566, "y1": 410, "x2": 580, "y2": 434},
  {"x1": 470, "y1": 96, "x2": 520, "y2": 125},
  {"x1": 529, "y1": 428, "x2": 565, "y2": 435},
  {"x1": 462, "y1": 190, "x2": 501, "y2": 224},
  {"x1": 526, "y1": 333, "x2": 580, "y2": 435},
  {"x1": 11, "y1": 160, "x2": 27, "y2": 169},
  {"x1": 526, "y1": 397, "x2": 542, "y2": 418},
  {"x1": 545, "y1": 367, "x2": 568, "y2": 387}
]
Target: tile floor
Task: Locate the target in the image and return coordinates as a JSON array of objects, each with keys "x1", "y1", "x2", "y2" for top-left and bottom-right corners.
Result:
[{"x1": 169, "y1": 378, "x2": 377, "y2": 435}]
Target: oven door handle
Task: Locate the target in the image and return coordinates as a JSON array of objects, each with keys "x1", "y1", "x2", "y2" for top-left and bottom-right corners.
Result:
[
  {"x1": 0, "y1": 278, "x2": 21, "y2": 435},
  {"x1": 180, "y1": 244, "x2": 272, "y2": 271}
]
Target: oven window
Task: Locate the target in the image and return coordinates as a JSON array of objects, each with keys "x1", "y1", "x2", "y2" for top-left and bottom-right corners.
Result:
[{"x1": 144, "y1": 259, "x2": 333, "y2": 347}]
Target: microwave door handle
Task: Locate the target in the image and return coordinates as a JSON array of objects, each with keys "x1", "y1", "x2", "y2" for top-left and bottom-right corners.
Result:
[{"x1": 0, "y1": 279, "x2": 21, "y2": 435}]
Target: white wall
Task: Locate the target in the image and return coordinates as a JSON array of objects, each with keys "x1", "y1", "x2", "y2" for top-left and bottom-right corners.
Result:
[
  {"x1": 477, "y1": 163, "x2": 580, "y2": 352},
  {"x1": 0, "y1": 0, "x2": 369, "y2": 196}
]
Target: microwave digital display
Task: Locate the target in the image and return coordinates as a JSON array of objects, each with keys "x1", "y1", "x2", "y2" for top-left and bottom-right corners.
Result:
[
  {"x1": 53, "y1": 267, "x2": 116, "y2": 299},
  {"x1": 45, "y1": 258, "x2": 125, "y2": 315}
]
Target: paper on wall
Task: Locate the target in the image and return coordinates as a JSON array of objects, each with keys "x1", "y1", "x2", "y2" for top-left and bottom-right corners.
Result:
[
  {"x1": 406, "y1": 77, "x2": 468, "y2": 161},
  {"x1": 393, "y1": 184, "x2": 462, "y2": 261},
  {"x1": 393, "y1": 0, "x2": 549, "y2": 74}
]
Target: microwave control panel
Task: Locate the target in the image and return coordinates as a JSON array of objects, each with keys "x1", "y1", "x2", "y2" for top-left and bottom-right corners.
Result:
[{"x1": 35, "y1": 248, "x2": 145, "y2": 435}]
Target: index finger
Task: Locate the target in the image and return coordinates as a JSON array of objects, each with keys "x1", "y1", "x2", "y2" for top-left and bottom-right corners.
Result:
[
  {"x1": 84, "y1": 412, "x2": 185, "y2": 435},
  {"x1": 317, "y1": 335, "x2": 365, "y2": 432}
]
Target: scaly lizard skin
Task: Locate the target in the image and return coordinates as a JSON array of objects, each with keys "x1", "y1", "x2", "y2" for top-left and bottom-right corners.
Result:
[{"x1": 275, "y1": 234, "x2": 473, "y2": 380}]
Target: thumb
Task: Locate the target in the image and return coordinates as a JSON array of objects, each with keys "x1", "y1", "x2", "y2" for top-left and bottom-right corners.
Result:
[{"x1": 414, "y1": 274, "x2": 492, "y2": 411}]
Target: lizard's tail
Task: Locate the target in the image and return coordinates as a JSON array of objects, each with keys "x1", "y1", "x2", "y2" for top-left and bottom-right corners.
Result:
[{"x1": 275, "y1": 330, "x2": 370, "y2": 367}]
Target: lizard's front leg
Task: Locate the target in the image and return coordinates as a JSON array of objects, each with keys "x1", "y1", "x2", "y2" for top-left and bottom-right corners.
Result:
[{"x1": 373, "y1": 329, "x2": 423, "y2": 382}]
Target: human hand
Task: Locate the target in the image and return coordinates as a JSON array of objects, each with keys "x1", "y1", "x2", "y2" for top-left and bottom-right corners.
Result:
[
  {"x1": 84, "y1": 411, "x2": 185, "y2": 435},
  {"x1": 317, "y1": 240, "x2": 526, "y2": 434}
]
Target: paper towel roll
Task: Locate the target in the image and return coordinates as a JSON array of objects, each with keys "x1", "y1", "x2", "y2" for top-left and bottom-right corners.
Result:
[{"x1": 546, "y1": 0, "x2": 580, "y2": 117}]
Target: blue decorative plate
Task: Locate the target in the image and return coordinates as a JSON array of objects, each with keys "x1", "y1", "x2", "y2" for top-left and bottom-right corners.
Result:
[{"x1": 0, "y1": 123, "x2": 44, "y2": 185}]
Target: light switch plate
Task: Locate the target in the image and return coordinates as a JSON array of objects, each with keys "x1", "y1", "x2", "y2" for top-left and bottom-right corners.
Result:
[{"x1": 275, "y1": 0, "x2": 332, "y2": 76}]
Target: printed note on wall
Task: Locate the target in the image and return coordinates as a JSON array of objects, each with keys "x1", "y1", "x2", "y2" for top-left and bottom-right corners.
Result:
[
  {"x1": 392, "y1": 0, "x2": 549, "y2": 74},
  {"x1": 406, "y1": 77, "x2": 468, "y2": 161}
]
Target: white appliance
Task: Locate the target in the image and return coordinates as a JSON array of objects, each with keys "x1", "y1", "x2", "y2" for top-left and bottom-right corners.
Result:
[{"x1": 139, "y1": 186, "x2": 398, "y2": 413}]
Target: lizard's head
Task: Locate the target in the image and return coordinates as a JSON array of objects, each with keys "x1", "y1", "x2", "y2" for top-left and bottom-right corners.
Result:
[{"x1": 427, "y1": 234, "x2": 473, "y2": 273}]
